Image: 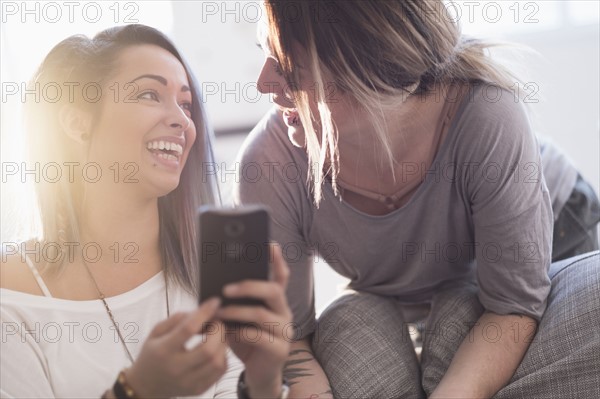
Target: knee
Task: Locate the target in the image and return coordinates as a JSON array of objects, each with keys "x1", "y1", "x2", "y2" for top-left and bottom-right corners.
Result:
[
  {"x1": 312, "y1": 292, "x2": 423, "y2": 399},
  {"x1": 316, "y1": 291, "x2": 395, "y2": 329},
  {"x1": 545, "y1": 252, "x2": 600, "y2": 328},
  {"x1": 313, "y1": 292, "x2": 410, "y2": 354}
]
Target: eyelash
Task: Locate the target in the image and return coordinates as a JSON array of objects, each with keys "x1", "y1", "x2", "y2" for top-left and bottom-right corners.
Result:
[
  {"x1": 256, "y1": 41, "x2": 287, "y2": 77},
  {"x1": 138, "y1": 91, "x2": 192, "y2": 115},
  {"x1": 138, "y1": 91, "x2": 159, "y2": 101},
  {"x1": 180, "y1": 102, "x2": 193, "y2": 115},
  {"x1": 273, "y1": 62, "x2": 284, "y2": 77}
]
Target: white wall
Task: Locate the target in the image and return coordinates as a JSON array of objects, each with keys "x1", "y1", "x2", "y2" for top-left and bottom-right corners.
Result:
[
  {"x1": 169, "y1": 1, "x2": 273, "y2": 132},
  {"x1": 507, "y1": 24, "x2": 599, "y2": 193}
]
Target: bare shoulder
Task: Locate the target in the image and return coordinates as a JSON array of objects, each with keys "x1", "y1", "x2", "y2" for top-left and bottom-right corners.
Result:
[{"x1": 0, "y1": 242, "x2": 46, "y2": 295}]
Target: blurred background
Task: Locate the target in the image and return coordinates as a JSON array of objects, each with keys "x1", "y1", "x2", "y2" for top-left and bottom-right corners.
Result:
[{"x1": 2, "y1": 1, "x2": 599, "y2": 312}]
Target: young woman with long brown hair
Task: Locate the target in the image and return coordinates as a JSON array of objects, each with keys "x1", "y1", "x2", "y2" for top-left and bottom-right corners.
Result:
[{"x1": 1, "y1": 24, "x2": 292, "y2": 399}]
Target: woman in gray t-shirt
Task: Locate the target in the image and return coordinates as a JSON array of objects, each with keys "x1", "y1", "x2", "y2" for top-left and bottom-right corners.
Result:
[{"x1": 235, "y1": 1, "x2": 600, "y2": 398}]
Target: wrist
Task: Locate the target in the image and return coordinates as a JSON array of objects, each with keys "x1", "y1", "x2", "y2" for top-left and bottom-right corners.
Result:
[
  {"x1": 113, "y1": 368, "x2": 147, "y2": 399},
  {"x1": 239, "y1": 370, "x2": 289, "y2": 399},
  {"x1": 246, "y1": 378, "x2": 282, "y2": 398}
]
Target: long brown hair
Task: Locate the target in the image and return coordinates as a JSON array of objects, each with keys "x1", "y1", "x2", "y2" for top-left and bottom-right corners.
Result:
[
  {"x1": 25, "y1": 24, "x2": 219, "y2": 295},
  {"x1": 264, "y1": 0, "x2": 525, "y2": 205}
]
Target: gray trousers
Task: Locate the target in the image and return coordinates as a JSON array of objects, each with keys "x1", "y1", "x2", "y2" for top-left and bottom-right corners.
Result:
[{"x1": 312, "y1": 252, "x2": 600, "y2": 398}]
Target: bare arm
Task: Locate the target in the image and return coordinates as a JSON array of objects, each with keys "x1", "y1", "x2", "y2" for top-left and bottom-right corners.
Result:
[
  {"x1": 430, "y1": 312, "x2": 537, "y2": 398},
  {"x1": 285, "y1": 337, "x2": 333, "y2": 399}
]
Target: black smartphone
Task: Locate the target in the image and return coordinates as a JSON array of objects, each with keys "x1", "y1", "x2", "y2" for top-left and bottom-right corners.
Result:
[{"x1": 198, "y1": 205, "x2": 270, "y2": 307}]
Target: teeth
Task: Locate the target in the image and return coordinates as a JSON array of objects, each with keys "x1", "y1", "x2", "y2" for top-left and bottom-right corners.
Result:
[
  {"x1": 146, "y1": 140, "x2": 184, "y2": 156},
  {"x1": 157, "y1": 153, "x2": 178, "y2": 161}
]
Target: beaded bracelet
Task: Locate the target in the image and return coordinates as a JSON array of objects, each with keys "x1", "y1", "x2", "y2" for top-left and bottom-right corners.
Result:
[{"x1": 112, "y1": 369, "x2": 139, "y2": 399}]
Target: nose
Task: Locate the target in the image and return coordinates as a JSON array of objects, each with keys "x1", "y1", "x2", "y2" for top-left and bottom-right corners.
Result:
[
  {"x1": 257, "y1": 57, "x2": 286, "y2": 95},
  {"x1": 166, "y1": 101, "x2": 191, "y2": 131}
]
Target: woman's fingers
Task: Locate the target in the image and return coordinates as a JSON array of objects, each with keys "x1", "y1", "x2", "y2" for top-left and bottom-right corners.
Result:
[
  {"x1": 165, "y1": 297, "x2": 221, "y2": 349},
  {"x1": 179, "y1": 320, "x2": 228, "y2": 371},
  {"x1": 216, "y1": 304, "x2": 286, "y2": 328},
  {"x1": 216, "y1": 306, "x2": 290, "y2": 360},
  {"x1": 221, "y1": 243, "x2": 290, "y2": 315},
  {"x1": 167, "y1": 327, "x2": 228, "y2": 396},
  {"x1": 131, "y1": 300, "x2": 228, "y2": 398},
  {"x1": 223, "y1": 280, "x2": 289, "y2": 316}
]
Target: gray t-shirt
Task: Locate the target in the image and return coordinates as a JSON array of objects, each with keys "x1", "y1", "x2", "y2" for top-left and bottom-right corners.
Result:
[
  {"x1": 538, "y1": 135, "x2": 578, "y2": 220},
  {"x1": 233, "y1": 84, "x2": 554, "y2": 339}
]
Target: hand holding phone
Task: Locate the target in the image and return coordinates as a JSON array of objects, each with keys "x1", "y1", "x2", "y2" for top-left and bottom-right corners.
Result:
[
  {"x1": 197, "y1": 206, "x2": 293, "y2": 396},
  {"x1": 216, "y1": 242, "x2": 293, "y2": 399}
]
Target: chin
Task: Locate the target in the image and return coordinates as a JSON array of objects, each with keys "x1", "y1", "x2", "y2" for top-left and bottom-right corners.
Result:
[
  {"x1": 148, "y1": 177, "x2": 182, "y2": 199},
  {"x1": 288, "y1": 125, "x2": 307, "y2": 148}
]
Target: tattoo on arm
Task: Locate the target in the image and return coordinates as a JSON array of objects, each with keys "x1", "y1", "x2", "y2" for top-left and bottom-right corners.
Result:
[
  {"x1": 284, "y1": 349, "x2": 334, "y2": 397},
  {"x1": 283, "y1": 349, "x2": 314, "y2": 386}
]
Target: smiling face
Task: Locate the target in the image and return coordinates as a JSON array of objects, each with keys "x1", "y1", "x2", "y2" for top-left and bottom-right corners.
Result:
[
  {"x1": 255, "y1": 23, "x2": 362, "y2": 148},
  {"x1": 87, "y1": 44, "x2": 196, "y2": 198},
  {"x1": 256, "y1": 31, "x2": 318, "y2": 148}
]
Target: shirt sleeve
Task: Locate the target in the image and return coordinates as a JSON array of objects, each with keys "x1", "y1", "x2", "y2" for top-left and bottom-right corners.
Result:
[
  {"x1": 458, "y1": 85, "x2": 553, "y2": 321},
  {"x1": 1, "y1": 308, "x2": 55, "y2": 398},
  {"x1": 232, "y1": 110, "x2": 317, "y2": 340}
]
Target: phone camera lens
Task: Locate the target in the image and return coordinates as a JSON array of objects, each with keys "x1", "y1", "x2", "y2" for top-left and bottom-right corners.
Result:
[{"x1": 224, "y1": 221, "x2": 245, "y2": 237}]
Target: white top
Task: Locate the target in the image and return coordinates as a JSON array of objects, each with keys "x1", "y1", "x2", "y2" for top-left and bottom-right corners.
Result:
[{"x1": 0, "y1": 256, "x2": 243, "y2": 399}]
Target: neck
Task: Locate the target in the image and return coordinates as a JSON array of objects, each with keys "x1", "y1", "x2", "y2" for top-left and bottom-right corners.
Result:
[
  {"x1": 79, "y1": 185, "x2": 161, "y2": 270},
  {"x1": 338, "y1": 84, "x2": 448, "y2": 146},
  {"x1": 333, "y1": 84, "x2": 451, "y2": 186}
]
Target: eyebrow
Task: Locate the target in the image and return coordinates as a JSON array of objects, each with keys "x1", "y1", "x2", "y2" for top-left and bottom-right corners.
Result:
[{"x1": 128, "y1": 74, "x2": 190, "y2": 92}]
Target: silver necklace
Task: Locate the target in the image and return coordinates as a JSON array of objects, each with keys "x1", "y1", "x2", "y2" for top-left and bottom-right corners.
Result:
[{"x1": 81, "y1": 258, "x2": 170, "y2": 364}]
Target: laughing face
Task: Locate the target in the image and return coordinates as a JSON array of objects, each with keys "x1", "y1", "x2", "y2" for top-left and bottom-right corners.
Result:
[
  {"x1": 255, "y1": 23, "x2": 356, "y2": 149},
  {"x1": 88, "y1": 44, "x2": 196, "y2": 198},
  {"x1": 255, "y1": 27, "x2": 303, "y2": 146}
]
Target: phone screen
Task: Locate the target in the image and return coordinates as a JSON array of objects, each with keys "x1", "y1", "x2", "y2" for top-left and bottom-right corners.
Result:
[{"x1": 198, "y1": 205, "x2": 270, "y2": 306}]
